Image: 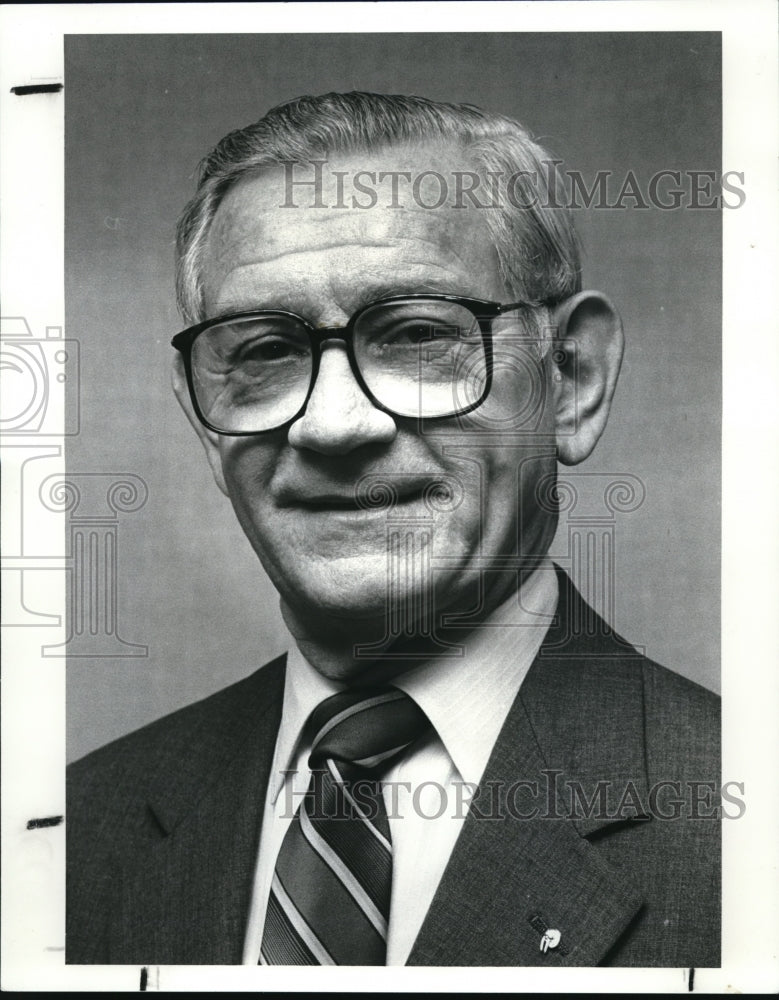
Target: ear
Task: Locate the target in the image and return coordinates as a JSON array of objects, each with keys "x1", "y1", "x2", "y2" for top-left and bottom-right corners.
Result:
[
  {"x1": 171, "y1": 355, "x2": 230, "y2": 496},
  {"x1": 551, "y1": 290, "x2": 624, "y2": 465}
]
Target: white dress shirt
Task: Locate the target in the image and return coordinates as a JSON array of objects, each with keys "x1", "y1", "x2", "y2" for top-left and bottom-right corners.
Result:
[{"x1": 242, "y1": 559, "x2": 559, "y2": 965}]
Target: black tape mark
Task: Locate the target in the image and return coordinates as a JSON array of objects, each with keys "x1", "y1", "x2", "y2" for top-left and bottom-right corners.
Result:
[
  {"x1": 11, "y1": 83, "x2": 63, "y2": 97},
  {"x1": 139, "y1": 967, "x2": 148, "y2": 991},
  {"x1": 688, "y1": 967, "x2": 695, "y2": 991},
  {"x1": 27, "y1": 815, "x2": 62, "y2": 830},
  {"x1": 11, "y1": 83, "x2": 63, "y2": 96}
]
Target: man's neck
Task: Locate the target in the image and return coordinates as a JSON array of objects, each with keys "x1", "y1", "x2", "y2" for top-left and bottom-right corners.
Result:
[{"x1": 280, "y1": 564, "x2": 544, "y2": 685}]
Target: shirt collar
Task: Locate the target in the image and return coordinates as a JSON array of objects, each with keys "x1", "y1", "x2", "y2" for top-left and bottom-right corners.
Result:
[
  {"x1": 267, "y1": 642, "x2": 343, "y2": 803},
  {"x1": 393, "y1": 558, "x2": 558, "y2": 786},
  {"x1": 268, "y1": 558, "x2": 559, "y2": 800}
]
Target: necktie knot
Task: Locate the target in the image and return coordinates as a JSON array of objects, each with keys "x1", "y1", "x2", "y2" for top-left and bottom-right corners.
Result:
[{"x1": 308, "y1": 687, "x2": 430, "y2": 773}]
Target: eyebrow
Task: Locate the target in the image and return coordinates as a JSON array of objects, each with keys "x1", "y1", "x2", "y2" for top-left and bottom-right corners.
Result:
[
  {"x1": 213, "y1": 279, "x2": 473, "y2": 322},
  {"x1": 350, "y1": 280, "x2": 463, "y2": 310}
]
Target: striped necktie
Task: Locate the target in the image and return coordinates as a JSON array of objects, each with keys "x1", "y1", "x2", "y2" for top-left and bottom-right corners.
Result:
[{"x1": 260, "y1": 687, "x2": 430, "y2": 965}]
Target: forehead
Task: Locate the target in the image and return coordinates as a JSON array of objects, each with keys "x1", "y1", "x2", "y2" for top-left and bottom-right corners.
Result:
[{"x1": 202, "y1": 142, "x2": 506, "y2": 315}]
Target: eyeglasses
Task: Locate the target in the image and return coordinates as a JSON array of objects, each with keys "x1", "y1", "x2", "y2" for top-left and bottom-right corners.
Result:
[{"x1": 171, "y1": 294, "x2": 533, "y2": 436}]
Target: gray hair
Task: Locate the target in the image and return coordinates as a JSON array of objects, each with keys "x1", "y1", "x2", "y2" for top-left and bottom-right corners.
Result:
[{"x1": 175, "y1": 91, "x2": 582, "y2": 325}]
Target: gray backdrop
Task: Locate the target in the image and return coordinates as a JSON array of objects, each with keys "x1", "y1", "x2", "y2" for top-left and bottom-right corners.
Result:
[{"x1": 65, "y1": 33, "x2": 721, "y2": 762}]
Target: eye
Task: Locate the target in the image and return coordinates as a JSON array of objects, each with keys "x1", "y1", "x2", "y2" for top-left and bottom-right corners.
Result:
[
  {"x1": 205, "y1": 317, "x2": 311, "y2": 370},
  {"x1": 389, "y1": 320, "x2": 439, "y2": 344},
  {"x1": 374, "y1": 319, "x2": 465, "y2": 348},
  {"x1": 238, "y1": 337, "x2": 307, "y2": 363}
]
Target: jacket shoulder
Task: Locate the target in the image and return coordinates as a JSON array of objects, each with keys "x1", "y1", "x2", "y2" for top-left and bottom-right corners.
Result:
[
  {"x1": 640, "y1": 655, "x2": 720, "y2": 777},
  {"x1": 545, "y1": 566, "x2": 720, "y2": 766},
  {"x1": 67, "y1": 655, "x2": 286, "y2": 829}
]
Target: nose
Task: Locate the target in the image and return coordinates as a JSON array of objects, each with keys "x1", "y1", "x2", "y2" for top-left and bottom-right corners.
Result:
[{"x1": 287, "y1": 341, "x2": 397, "y2": 455}]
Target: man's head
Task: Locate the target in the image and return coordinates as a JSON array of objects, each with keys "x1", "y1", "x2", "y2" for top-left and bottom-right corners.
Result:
[{"x1": 172, "y1": 92, "x2": 623, "y2": 676}]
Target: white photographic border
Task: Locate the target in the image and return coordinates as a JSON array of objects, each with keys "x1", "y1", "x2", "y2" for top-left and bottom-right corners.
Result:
[{"x1": 1, "y1": 1, "x2": 777, "y2": 992}]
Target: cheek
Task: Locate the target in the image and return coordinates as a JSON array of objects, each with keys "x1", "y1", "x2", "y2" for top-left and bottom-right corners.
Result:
[
  {"x1": 458, "y1": 358, "x2": 557, "y2": 543},
  {"x1": 478, "y1": 455, "x2": 522, "y2": 547},
  {"x1": 472, "y1": 346, "x2": 552, "y2": 435},
  {"x1": 439, "y1": 443, "x2": 557, "y2": 558},
  {"x1": 218, "y1": 440, "x2": 279, "y2": 526},
  {"x1": 426, "y1": 448, "x2": 516, "y2": 556}
]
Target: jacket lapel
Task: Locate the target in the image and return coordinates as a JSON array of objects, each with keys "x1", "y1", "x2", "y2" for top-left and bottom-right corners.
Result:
[
  {"x1": 111, "y1": 656, "x2": 286, "y2": 964},
  {"x1": 408, "y1": 572, "x2": 649, "y2": 966}
]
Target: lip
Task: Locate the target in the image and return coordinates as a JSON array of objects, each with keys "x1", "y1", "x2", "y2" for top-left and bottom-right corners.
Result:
[
  {"x1": 295, "y1": 493, "x2": 370, "y2": 508},
  {"x1": 275, "y1": 475, "x2": 441, "y2": 512},
  {"x1": 283, "y1": 490, "x2": 425, "y2": 512}
]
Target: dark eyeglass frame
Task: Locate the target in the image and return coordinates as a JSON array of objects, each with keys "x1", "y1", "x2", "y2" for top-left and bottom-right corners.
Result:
[{"x1": 171, "y1": 293, "x2": 534, "y2": 436}]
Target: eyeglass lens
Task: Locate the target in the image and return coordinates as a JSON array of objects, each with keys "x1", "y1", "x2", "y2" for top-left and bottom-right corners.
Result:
[{"x1": 189, "y1": 298, "x2": 489, "y2": 433}]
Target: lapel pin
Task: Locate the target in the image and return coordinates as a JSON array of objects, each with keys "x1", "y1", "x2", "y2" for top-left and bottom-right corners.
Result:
[{"x1": 529, "y1": 914, "x2": 568, "y2": 956}]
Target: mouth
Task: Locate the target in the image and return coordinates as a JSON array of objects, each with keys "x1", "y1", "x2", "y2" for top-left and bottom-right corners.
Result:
[
  {"x1": 276, "y1": 473, "x2": 453, "y2": 511},
  {"x1": 275, "y1": 474, "x2": 461, "y2": 516},
  {"x1": 298, "y1": 497, "x2": 367, "y2": 511},
  {"x1": 288, "y1": 489, "x2": 425, "y2": 513}
]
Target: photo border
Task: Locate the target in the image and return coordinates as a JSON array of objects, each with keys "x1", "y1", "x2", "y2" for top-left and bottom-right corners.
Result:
[{"x1": 1, "y1": 1, "x2": 777, "y2": 993}]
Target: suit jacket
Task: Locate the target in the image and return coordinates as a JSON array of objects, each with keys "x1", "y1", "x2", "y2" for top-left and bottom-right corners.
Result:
[{"x1": 66, "y1": 569, "x2": 720, "y2": 966}]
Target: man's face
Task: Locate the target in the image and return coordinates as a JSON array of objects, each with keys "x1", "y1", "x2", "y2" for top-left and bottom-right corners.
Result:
[{"x1": 186, "y1": 143, "x2": 559, "y2": 649}]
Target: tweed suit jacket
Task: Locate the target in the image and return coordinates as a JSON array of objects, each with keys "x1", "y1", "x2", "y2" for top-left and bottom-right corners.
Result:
[{"x1": 66, "y1": 570, "x2": 720, "y2": 966}]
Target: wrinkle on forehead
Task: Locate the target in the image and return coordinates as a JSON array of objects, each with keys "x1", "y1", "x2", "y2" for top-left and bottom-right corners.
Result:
[
  {"x1": 206, "y1": 201, "x2": 491, "y2": 265},
  {"x1": 203, "y1": 149, "x2": 505, "y2": 313}
]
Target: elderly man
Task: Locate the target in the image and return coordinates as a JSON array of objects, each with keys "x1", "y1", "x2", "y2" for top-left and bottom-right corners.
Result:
[{"x1": 67, "y1": 92, "x2": 720, "y2": 967}]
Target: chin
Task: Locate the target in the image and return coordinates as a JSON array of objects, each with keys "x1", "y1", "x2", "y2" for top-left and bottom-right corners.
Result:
[
  {"x1": 282, "y1": 570, "x2": 447, "y2": 633},
  {"x1": 278, "y1": 571, "x2": 396, "y2": 621}
]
